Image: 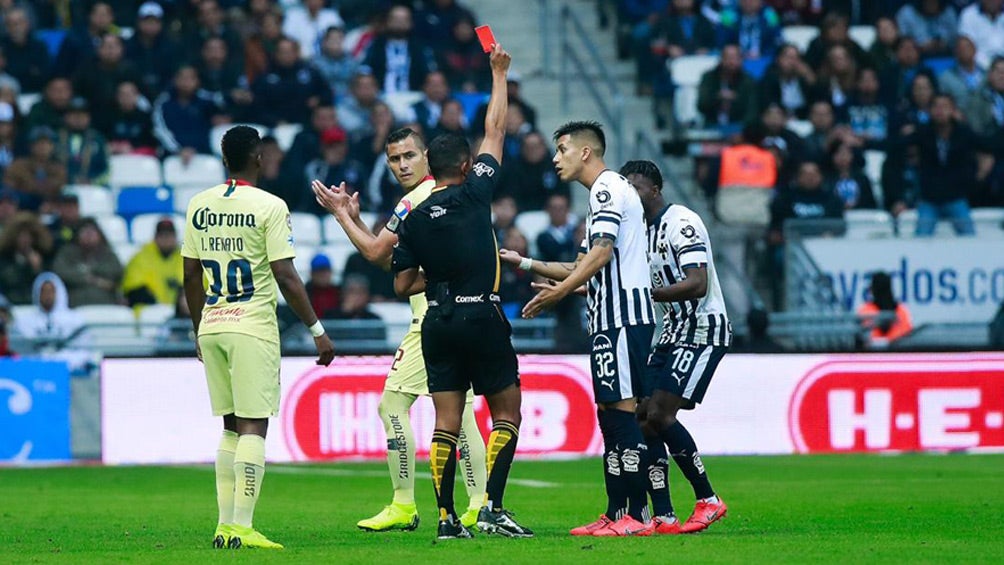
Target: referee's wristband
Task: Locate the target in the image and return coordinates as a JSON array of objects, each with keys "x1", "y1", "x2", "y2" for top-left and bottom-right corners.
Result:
[
  {"x1": 519, "y1": 257, "x2": 533, "y2": 272},
  {"x1": 308, "y1": 321, "x2": 325, "y2": 338}
]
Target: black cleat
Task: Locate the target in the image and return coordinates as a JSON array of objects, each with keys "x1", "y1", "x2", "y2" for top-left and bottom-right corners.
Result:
[
  {"x1": 476, "y1": 507, "x2": 534, "y2": 538},
  {"x1": 437, "y1": 518, "x2": 474, "y2": 540}
]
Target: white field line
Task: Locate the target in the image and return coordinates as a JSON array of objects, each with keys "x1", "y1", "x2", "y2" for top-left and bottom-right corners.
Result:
[{"x1": 182, "y1": 464, "x2": 562, "y2": 488}]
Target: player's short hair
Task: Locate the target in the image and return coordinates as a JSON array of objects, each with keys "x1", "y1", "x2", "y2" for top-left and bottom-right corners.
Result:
[
  {"x1": 553, "y1": 121, "x2": 605, "y2": 157},
  {"x1": 427, "y1": 133, "x2": 471, "y2": 179},
  {"x1": 386, "y1": 127, "x2": 425, "y2": 150},
  {"x1": 619, "y1": 160, "x2": 662, "y2": 189},
  {"x1": 221, "y1": 125, "x2": 261, "y2": 173}
]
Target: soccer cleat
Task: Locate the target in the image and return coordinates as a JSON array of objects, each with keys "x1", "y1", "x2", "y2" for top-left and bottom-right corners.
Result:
[
  {"x1": 357, "y1": 502, "x2": 420, "y2": 532},
  {"x1": 226, "y1": 525, "x2": 284, "y2": 549},
  {"x1": 476, "y1": 507, "x2": 534, "y2": 538},
  {"x1": 459, "y1": 507, "x2": 480, "y2": 530},
  {"x1": 652, "y1": 515, "x2": 684, "y2": 535},
  {"x1": 570, "y1": 514, "x2": 614, "y2": 536},
  {"x1": 592, "y1": 515, "x2": 655, "y2": 537},
  {"x1": 212, "y1": 524, "x2": 231, "y2": 548},
  {"x1": 437, "y1": 518, "x2": 474, "y2": 539},
  {"x1": 680, "y1": 498, "x2": 728, "y2": 533}
]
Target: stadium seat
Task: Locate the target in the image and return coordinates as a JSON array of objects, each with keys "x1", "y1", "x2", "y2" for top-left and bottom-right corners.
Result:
[
  {"x1": 923, "y1": 57, "x2": 954, "y2": 77},
  {"x1": 209, "y1": 123, "x2": 268, "y2": 156},
  {"x1": 112, "y1": 242, "x2": 139, "y2": 264},
  {"x1": 781, "y1": 26, "x2": 819, "y2": 52},
  {"x1": 75, "y1": 304, "x2": 141, "y2": 351},
  {"x1": 138, "y1": 304, "x2": 176, "y2": 338},
  {"x1": 271, "y1": 123, "x2": 303, "y2": 152},
  {"x1": 669, "y1": 55, "x2": 719, "y2": 126},
  {"x1": 292, "y1": 244, "x2": 318, "y2": 281},
  {"x1": 117, "y1": 186, "x2": 174, "y2": 219},
  {"x1": 322, "y1": 242, "x2": 357, "y2": 284},
  {"x1": 321, "y1": 214, "x2": 348, "y2": 246},
  {"x1": 972, "y1": 208, "x2": 1004, "y2": 237},
  {"x1": 16, "y1": 92, "x2": 41, "y2": 116},
  {"x1": 130, "y1": 213, "x2": 184, "y2": 243},
  {"x1": 515, "y1": 211, "x2": 550, "y2": 257},
  {"x1": 742, "y1": 57, "x2": 771, "y2": 80},
  {"x1": 96, "y1": 215, "x2": 130, "y2": 245},
  {"x1": 109, "y1": 154, "x2": 163, "y2": 190},
  {"x1": 844, "y1": 209, "x2": 895, "y2": 238},
  {"x1": 383, "y1": 90, "x2": 424, "y2": 122},
  {"x1": 67, "y1": 185, "x2": 115, "y2": 217},
  {"x1": 368, "y1": 301, "x2": 412, "y2": 346},
  {"x1": 290, "y1": 212, "x2": 323, "y2": 246},
  {"x1": 163, "y1": 154, "x2": 225, "y2": 190},
  {"x1": 786, "y1": 119, "x2": 813, "y2": 137},
  {"x1": 172, "y1": 185, "x2": 203, "y2": 214},
  {"x1": 848, "y1": 26, "x2": 876, "y2": 49},
  {"x1": 863, "y1": 150, "x2": 886, "y2": 206},
  {"x1": 36, "y1": 29, "x2": 67, "y2": 58}
]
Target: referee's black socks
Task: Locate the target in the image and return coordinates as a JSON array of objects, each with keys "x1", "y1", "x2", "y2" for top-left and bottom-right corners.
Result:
[
  {"x1": 662, "y1": 420, "x2": 715, "y2": 500},
  {"x1": 598, "y1": 409, "x2": 650, "y2": 522},
  {"x1": 430, "y1": 430, "x2": 459, "y2": 521},
  {"x1": 484, "y1": 420, "x2": 519, "y2": 512}
]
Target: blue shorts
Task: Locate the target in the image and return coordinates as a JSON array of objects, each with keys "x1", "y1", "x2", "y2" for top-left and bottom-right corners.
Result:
[
  {"x1": 589, "y1": 325, "x2": 654, "y2": 404},
  {"x1": 645, "y1": 342, "x2": 728, "y2": 405}
]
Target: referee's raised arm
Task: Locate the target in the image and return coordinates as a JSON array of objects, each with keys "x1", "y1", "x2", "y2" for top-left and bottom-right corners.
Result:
[{"x1": 477, "y1": 43, "x2": 511, "y2": 163}]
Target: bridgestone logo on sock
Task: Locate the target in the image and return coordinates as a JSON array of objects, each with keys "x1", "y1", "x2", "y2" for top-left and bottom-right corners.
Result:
[
  {"x1": 389, "y1": 415, "x2": 409, "y2": 479},
  {"x1": 244, "y1": 464, "x2": 256, "y2": 497}
]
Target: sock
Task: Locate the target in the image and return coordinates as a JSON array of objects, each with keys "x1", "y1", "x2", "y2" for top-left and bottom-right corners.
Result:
[
  {"x1": 430, "y1": 429, "x2": 459, "y2": 522},
  {"x1": 232, "y1": 434, "x2": 266, "y2": 528},
  {"x1": 378, "y1": 391, "x2": 418, "y2": 506},
  {"x1": 662, "y1": 420, "x2": 714, "y2": 500},
  {"x1": 459, "y1": 403, "x2": 487, "y2": 511},
  {"x1": 483, "y1": 420, "x2": 519, "y2": 511},
  {"x1": 644, "y1": 435, "x2": 673, "y2": 517},
  {"x1": 215, "y1": 430, "x2": 238, "y2": 524},
  {"x1": 605, "y1": 409, "x2": 649, "y2": 522},
  {"x1": 597, "y1": 409, "x2": 626, "y2": 519}
]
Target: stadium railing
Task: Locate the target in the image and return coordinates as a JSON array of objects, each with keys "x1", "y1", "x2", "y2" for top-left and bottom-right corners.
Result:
[{"x1": 557, "y1": 3, "x2": 626, "y2": 167}]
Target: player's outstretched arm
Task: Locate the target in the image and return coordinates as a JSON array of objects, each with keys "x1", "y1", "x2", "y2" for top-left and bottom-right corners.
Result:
[
  {"x1": 653, "y1": 265, "x2": 708, "y2": 303},
  {"x1": 499, "y1": 248, "x2": 583, "y2": 281},
  {"x1": 477, "y1": 43, "x2": 511, "y2": 163},
  {"x1": 312, "y1": 180, "x2": 396, "y2": 269},
  {"x1": 182, "y1": 257, "x2": 206, "y2": 359},
  {"x1": 270, "y1": 258, "x2": 335, "y2": 366},
  {"x1": 394, "y1": 268, "x2": 425, "y2": 298},
  {"x1": 522, "y1": 237, "x2": 614, "y2": 318}
]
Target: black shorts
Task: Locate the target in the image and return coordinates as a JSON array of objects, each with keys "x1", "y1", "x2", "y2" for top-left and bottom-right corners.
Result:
[
  {"x1": 421, "y1": 305, "x2": 519, "y2": 396},
  {"x1": 589, "y1": 324, "x2": 654, "y2": 404},
  {"x1": 645, "y1": 342, "x2": 728, "y2": 405}
]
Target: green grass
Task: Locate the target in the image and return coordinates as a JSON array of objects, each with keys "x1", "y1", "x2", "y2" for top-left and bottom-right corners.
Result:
[{"x1": 2, "y1": 455, "x2": 1003, "y2": 564}]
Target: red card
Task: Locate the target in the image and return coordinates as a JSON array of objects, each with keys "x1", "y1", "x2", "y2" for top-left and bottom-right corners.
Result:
[{"x1": 475, "y1": 25, "x2": 496, "y2": 53}]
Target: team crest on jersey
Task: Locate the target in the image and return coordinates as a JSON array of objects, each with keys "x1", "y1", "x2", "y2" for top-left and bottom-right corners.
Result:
[
  {"x1": 680, "y1": 224, "x2": 697, "y2": 239},
  {"x1": 596, "y1": 190, "x2": 611, "y2": 203},
  {"x1": 472, "y1": 162, "x2": 494, "y2": 177}
]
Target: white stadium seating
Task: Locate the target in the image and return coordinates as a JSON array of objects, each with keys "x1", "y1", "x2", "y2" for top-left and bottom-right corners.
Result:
[
  {"x1": 844, "y1": 209, "x2": 894, "y2": 239},
  {"x1": 271, "y1": 123, "x2": 303, "y2": 152},
  {"x1": 109, "y1": 154, "x2": 163, "y2": 190},
  {"x1": 96, "y1": 215, "x2": 130, "y2": 245},
  {"x1": 669, "y1": 54, "x2": 720, "y2": 126},
  {"x1": 163, "y1": 154, "x2": 226, "y2": 190},
  {"x1": 781, "y1": 26, "x2": 819, "y2": 52},
  {"x1": 131, "y1": 213, "x2": 185, "y2": 244},
  {"x1": 514, "y1": 210, "x2": 550, "y2": 256},
  {"x1": 849, "y1": 26, "x2": 877, "y2": 49},
  {"x1": 67, "y1": 185, "x2": 116, "y2": 217},
  {"x1": 209, "y1": 123, "x2": 269, "y2": 157},
  {"x1": 290, "y1": 212, "x2": 323, "y2": 246}
]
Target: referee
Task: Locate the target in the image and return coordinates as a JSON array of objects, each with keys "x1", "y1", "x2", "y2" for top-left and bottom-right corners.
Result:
[{"x1": 392, "y1": 43, "x2": 532, "y2": 540}]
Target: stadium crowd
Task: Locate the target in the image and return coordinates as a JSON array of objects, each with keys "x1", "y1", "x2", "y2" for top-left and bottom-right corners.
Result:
[
  {"x1": 615, "y1": 0, "x2": 1004, "y2": 308},
  {"x1": 0, "y1": 0, "x2": 579, "y2": 350}
]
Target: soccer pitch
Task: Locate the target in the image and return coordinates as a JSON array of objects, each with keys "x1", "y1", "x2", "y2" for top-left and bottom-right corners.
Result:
[{"x1": 3, "y1": 455, "x2": 1002, "y2": 563}]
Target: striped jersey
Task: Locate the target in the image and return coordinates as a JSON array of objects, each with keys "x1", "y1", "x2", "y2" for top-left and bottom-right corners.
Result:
[
  {"x1": 647, "y1": 204, "x2": 731, "y2": 346},
  {"x1": 581, "y1": 169, "x2": 655, "y2": 334}
]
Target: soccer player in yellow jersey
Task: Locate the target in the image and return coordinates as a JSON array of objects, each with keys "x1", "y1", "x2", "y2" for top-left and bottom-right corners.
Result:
[
  {"x1": 182, "y1": 125, "x2": 335, "y2": 550},
  {"x1": 311, "y1": 128, "x2": 488, "y2": 532}
]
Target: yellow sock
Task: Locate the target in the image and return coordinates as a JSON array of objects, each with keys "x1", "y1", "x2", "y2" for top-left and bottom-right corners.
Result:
[
  {"x1": 216, "y1": 430, "x2": 238, "y2": 524},
  {"x1": 232, "y1": 434, "x2": 266, "y2": 528},
  {"x1": 459, "y1": 403, "x2": 487, "y2": 510}
]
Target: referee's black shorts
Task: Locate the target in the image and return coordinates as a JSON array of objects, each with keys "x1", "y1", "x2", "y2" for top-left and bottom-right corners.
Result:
[{"x1": 421, "y1": 304, "x2": 519, "y2": 396}]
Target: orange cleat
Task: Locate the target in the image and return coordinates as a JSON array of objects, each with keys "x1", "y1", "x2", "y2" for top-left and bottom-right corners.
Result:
[
  {"x1": 570, "y1": 514, "x2": 613, "y2": 536},
  {"x1": 592, "y1": 515, "x2": 655, "y2": 537},
  {"x1": 652, "y1": 515, "x2": 684, "y2": 534},
  {"x1": 680, "y1": 498, "x2": 728, "y2": 533}
]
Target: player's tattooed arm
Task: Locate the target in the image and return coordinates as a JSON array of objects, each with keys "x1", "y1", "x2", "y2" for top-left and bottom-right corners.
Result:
[
  {"x1": 522, "y1": 236, "x2": 614, "y2": 319},
  {"x1": 499, "y1": 249, "x2": 584, "y2": 281}
]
